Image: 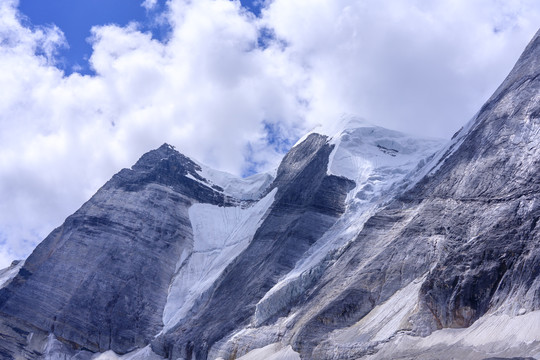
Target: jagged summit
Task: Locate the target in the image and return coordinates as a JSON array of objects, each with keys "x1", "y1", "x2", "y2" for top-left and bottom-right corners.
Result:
[
  {"x1": 118, "y1": 142, "x2": 273, "y2": 202},
  {"x1": 131, "y1": 143, "x2": 184, "y2": 170}
]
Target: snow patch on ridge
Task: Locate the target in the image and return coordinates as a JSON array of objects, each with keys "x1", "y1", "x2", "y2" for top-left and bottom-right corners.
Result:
[
  {"x1": 324, "y1": 275, "x2": 425, "y2": 347},
  {"x1": 0, "y1": 260, "x2": 24, "y2": 289},
  {"x1": 292, "y1": 115, "x2": 372, "y2": 148},
  {"x1": 254, "y1": 119, "x2": 444, "y2": 326},
  {"x1": 365, "y1": 310, "x2": 540, "y2": 360},
  {"x1": 195, "y1": 162, "x2": 274, "y2": 200},
  {"x1": 325, "y1": 117, "x2": 444, "y2": 202},
  {"x1": 421, "y1": 310, "x2": 540, "y2": 348},
  {"x1": 41, "y1": 334, "x2": 165, "y2": 360},
  {"x1": 163, "y1": 188, "x2": 277, "y2": 331},
  {"x1": 216, "y1": 343, "x2": 301, "y2": 360},
  {"x1": 90, "y1": 346, "x2": 162, "y2": 360}
]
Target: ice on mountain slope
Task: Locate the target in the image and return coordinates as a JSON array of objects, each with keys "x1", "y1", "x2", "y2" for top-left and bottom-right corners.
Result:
[
  {"x1": 194, "y1": 161, "x2": 274, "y2": 201},
  {"x1": 0, "y1": 260, "x2": 23, "y2": 289},
  {"x1": 364, "y1": 310, "x2": 540, "y2": 360},
  {"x1": 253, "y1": 119, "x2": 444, "y2": 326},
  {"x1": 325, "y1": 117, "x2": 444, "y2": 200},
  {"x1": 217, "y1": 343, "x2": 301, "y2": 360},
  {"x1": 162, "y1": 188, "x2": 277, "y2": 331}
]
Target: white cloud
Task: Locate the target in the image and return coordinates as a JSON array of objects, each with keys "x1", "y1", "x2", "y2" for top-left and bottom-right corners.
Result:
[
  {"x1": 0, "y1": 0, "x2": 539, "y2": 267},
  {"x1": 141, "y1": 0, "x2": 158, "y2": 11},
  {"x1": 263, "y1": 0, "x2": 540, "y2": 137}
]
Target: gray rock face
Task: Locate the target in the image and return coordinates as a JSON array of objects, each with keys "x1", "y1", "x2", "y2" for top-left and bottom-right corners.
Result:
[
  {"x1": 151, "y1": 134, "x2": 355, "y2": 359},
  {"x1": 279, "y1": 28, "x2": 540, "y2": 359},
  {"x1": 201, "y1": 29, "x2": 540, "y2": 360},
  {"x1": 410, "y1": 29, "x2": 540, "y2": 331},
  {"x1": 0, "y1": 144, "x2": 235, "y2": 357}
]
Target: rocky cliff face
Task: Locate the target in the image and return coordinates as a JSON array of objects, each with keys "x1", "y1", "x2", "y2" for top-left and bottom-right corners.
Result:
[
  {"x1": 0, "y1": 29, "x2": 539, "y2": 360},
  {"x1": 411, "y1": 27, "x2": 540, "y2": 334},
  {"x1": 0, "y1": 144, "x2": 234, "y2": 356},
  {"x1": 154, "y1": 133, "x2": 361, "y2": 360},
  {"x1": 280, "y1": 28, "x2": 540, "y2": 359}
]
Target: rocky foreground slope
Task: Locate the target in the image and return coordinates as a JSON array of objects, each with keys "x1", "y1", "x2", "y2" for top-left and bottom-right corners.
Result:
[{"x1": 0, "y1": 29, "x2": 539, "y2": 360}]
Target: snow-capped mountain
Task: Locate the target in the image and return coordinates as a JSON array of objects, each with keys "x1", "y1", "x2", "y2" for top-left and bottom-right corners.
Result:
[{"x1": 0, "y1": 29, "x2": 539, "y2": 360}]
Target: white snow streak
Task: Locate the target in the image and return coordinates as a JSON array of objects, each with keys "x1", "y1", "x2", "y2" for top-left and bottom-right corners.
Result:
[
  {"x1": 327, "y1": 275, "x2": 425, "y2": 345},
  {"x1": 216, "y1": 343, "x2": 301, "y2": 360},
  {"x1": 0, "y1": 260, "x2": 23, "y2": 289},
  {"x1": 163, "y1": 188, "x2": 277, "y2": 331},
  {"x1": 196, "y1": 162, "x2": 274, "y2": 200}
]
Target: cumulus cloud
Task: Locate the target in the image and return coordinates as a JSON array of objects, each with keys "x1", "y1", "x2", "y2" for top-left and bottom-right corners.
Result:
[
  {"x1": 0, "y1": 0, "x2": 539, "y2": 266},
  {"x1": 264, "y1": 0, "x2": 540, "y2": 137}
]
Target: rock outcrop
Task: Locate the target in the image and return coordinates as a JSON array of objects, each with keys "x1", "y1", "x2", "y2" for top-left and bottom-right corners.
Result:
[{"x1": 0, "y1": 144, "x2": 236, "y2": 356}]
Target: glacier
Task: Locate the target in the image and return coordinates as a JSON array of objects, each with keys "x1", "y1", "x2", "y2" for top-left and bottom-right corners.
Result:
[{"x1": 163, "y1": 188, "x2": 277, "y2": 331}]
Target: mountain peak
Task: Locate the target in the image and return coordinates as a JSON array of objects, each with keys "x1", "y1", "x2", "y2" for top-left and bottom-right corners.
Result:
[
  {"x1": 131, "y1": 143, "x2": 194, "y2": 171},
  {"x1": 156, "y1": 142, "x2": 177, "y2": 153},
  {"x1": 292, "y1": 115, "x2": 373, "y2": 148}
]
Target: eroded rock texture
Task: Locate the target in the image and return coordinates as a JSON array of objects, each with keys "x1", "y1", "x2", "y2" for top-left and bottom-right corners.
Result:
[
  {"x1": 0, "y1": 144, "x2": 233, "y2": 357},
  {"x1": 281, "y1": 28, "x2": 540, "y2": 359},
  {"x1": 152, "y1": 134, "x2": 355, "y2": 359}
]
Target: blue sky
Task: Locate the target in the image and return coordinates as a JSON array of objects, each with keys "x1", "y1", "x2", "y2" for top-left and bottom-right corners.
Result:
[{"x1": 18, "y1": 0, "x2": 263, "y2": 74}]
